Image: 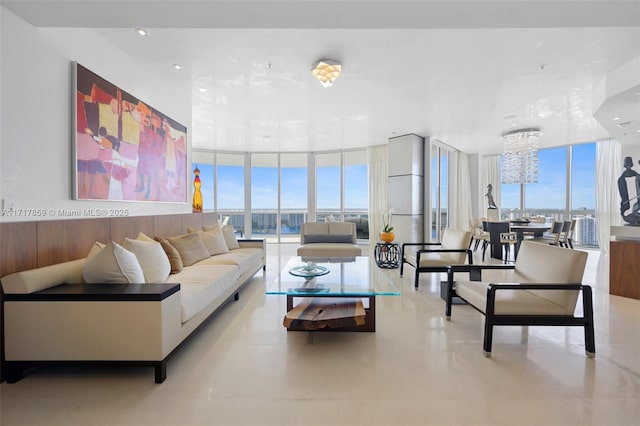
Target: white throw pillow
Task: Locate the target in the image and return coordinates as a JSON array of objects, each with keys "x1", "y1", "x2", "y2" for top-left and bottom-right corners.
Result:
[
  {"x1": 196, "y1": 228, "x2": 229, "y2": 256},
  {"x1": 221, "y1": 225, "x2": 240, "y2": 250},
  {"x1": 82, "y1": 241, "x2": 145, "y2": 284},
  {"x1": 123, "y1": 237, "x2": 171, "y2": 283}
]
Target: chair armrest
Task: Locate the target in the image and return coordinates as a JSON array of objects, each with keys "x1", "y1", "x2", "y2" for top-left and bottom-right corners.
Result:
[
  {"x1": 448, "y1": 263, "x2": 514, "y2": 281},
  {"x1": 401, "y1": 242, "x2": 442, "y2": 262},
  {"x1": 487, "y1": 283, "x2": 584, "y2": 291},
  {"x1": 484, "y1": 283, "x2": 590, "y2": 319}
]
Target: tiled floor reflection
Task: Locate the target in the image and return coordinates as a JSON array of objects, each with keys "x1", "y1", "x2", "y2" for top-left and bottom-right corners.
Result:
[{"x1": 1, "y1": 244, "x2": 639, "y2": 425}]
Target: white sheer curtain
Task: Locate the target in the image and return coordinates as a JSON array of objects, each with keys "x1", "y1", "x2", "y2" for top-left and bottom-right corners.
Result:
[
  {"x1": 454, "y1": 151, "x2": 473, "y2": 231},
  {"x1": 368, "y1": 144, "x2": 388, "y2": 253},
  {"x1": 595, "y1": 139, "x2": 622, "y2": 253},
  {"x1": 483, "y1": 155, "x2": 501, "y2": 218}
]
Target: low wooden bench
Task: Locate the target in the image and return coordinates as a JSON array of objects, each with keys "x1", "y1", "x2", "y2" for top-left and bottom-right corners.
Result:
[{"x1": 283, "y1": 298, "x2": 365, "y2": 330}]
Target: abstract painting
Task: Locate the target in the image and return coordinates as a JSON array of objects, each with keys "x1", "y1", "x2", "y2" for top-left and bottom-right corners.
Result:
[{"x1": 74, "y1": 63, "x2": 187, "y2": 202}]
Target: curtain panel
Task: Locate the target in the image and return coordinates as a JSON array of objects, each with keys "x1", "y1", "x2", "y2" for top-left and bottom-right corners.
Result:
[
  {"x1": 368, "y1": 144, "x2": 389, "y2": 252},
  {"x1": 595, "y1": 139, "x2": 622, "y2": 253}
]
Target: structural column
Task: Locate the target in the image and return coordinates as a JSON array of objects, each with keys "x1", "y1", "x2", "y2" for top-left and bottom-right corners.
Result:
[{"x1": 388, "y1": 134, "x2": 424, "y2": 244}]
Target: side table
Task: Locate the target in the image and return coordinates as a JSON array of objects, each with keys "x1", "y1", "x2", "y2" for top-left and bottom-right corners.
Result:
[{"x1": 374, "y1": 242, "x2": 400, "y2": 268}]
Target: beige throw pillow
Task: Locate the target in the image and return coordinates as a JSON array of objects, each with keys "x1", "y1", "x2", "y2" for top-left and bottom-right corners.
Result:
[
  {"x1": 82, "y1": 241, "x2": 145, "y2": 284},
  {"x1": 168, "y1": 232, "x2": 211, "y2": 266},
  {"x1": 192, "y1": 226, "x2": 229, "y2": 255},
  {"x1": 154, "y1": 237, "x2": 183, "y2": 274},
  {"x1": 221, "y1": 225, "x2": 240, "y2": 250},
  {"x1": 123, "y1": 237, "x2": 171, "y2": 283}
]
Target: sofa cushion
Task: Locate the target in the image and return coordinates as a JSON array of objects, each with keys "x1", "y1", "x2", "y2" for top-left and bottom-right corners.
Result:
[
  {"x1": 303, "y1": 234, "x2": 354, "y2": 244},
  {"x1": 194, "y1": 227, "x2": 229, "y2": 255},
  {"x1": 297, "y1": 243, "x2": 362, "y2": 258},
  {"x1": 456, "y1": 280, "x2": 568, "y2": 316},
  {"x1": 328, "y1": 222, "x2": 354, "y2": 236},
  {"x1": 168, "y1": 233, "x2": 210, "y2": 267},
  {"x1": 154, "y1": 237, "x2": 184, "y2": 274},
  {"x1": 123, "y1": 237, "x2": 171, "y2": 283},
  {"x1": 165, "y1": 265, "x2": 240, "y2": 323},
  {"x1": 303, "y1": 222, "x2": 329, "y2": 235},
  {"x1": 82, "y1": 241, "x2": 145, "y2": 284},
  {"x1": 195, "y1": 248, "x2": 263, "y2": 276}
]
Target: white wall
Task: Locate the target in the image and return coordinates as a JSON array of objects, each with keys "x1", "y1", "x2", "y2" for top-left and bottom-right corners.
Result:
[{"x1": 0, "y1": 7, "x2": 193, "y2": 222}]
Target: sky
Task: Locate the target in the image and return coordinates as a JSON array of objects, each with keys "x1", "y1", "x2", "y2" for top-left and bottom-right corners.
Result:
[{"x1": 501, "y1": 142, "x2": 596, "y2": 210}]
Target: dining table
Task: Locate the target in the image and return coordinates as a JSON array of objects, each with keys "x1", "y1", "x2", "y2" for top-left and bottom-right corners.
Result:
[{"x1": 509, "y1": 223, "x2": 552, "y2": 258}]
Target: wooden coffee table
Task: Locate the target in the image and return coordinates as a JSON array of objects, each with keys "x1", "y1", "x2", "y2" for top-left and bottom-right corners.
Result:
[{"x1": 266, "y1": 256, "x2": 400, "y2": 332}]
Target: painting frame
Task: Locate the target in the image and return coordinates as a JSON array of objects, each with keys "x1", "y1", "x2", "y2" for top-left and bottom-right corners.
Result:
[{"x1": 73, "y1": 62, "x2": 188, "y2": 203}]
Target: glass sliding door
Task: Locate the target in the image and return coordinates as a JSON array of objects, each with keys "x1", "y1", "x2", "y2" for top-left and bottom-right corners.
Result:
[
  {"x1": 430, "y1": 144, "x2": 451, "y2": 241},
  {"x1": 525, "y1": 146, "x2": 567, "y2": 221},
  {"x1": 570, "y1": 143, "x2": 598, "y2": 247},
  {"x1": 344, "y1": 150, "x2": 369, "y2": 240},
  {"x1": 316, "y1": 152, "x2": 342, "y2": 221},
  {"x1": 216, "y1": 153, "x2": 245, "y2": 235},
  {"x1": 251, "y1": 153, "x2": 278, "y2": 242},
  {"x1": 280, "y1": 153, "x2": 308, "y2": 243}
]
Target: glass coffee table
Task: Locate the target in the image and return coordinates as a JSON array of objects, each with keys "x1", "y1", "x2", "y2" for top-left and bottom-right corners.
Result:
[{"x1": 266, "y1": 256, "x2": 400, "y2": 332}]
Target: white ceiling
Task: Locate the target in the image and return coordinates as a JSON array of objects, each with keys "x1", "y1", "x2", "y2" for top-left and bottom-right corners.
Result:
[{"x1": 4, "y1": 0, "x2": 640, "y2": 154}]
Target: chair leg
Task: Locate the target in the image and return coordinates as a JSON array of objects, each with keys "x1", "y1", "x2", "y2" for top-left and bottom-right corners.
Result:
[
  {"x1": 568, "y1": 239, "x2": 574, "y2": 249},
  {"x1": 483, "y1": 317, "x2": 493, "y2": 358},
  {"x1": 400, "y1": 259, "x2": 404, "y2": 276},
  {"x1": 482, "y1": 242, "x2": 487, "y2": 261},
  {"x1": 414, "y1": 270, "x2": 420, "y2": 288},
  {"x1": 445, "y1": 269, "x2": 454, "y2": 320},
  {"x1": 583, "y1": 286, "x2": 596, "y2": 358}
]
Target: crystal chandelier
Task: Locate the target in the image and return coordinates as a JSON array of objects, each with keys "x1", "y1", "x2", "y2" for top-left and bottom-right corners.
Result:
[
  {"x1": 310, "y1": 59, "x2": 341, "y2": 87},
  {"x1": 501, "y1": 128, "x2": 541, "y2": 184}
]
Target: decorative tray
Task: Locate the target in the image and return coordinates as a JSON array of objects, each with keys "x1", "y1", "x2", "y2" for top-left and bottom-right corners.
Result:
[{"x1": 289, "y1": 264, "x2": 330, "y2": 278}]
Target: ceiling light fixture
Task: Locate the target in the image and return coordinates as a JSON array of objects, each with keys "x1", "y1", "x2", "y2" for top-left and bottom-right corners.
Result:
[
  {"x1": 135, "y1": 28, "x2": 149, "y2": 37},
  {"x1": 197, "y1": 87, "x2": 208, "y2": 93},
  {"x1": 501, "y1": 127, "x2": 541, "y2": 184},
  {"x1": 172, "y1": 64, "x2": 183, "y2": 70},
  {"x1": 311, "y1": 59, "x2": 341, "y2": 88}
]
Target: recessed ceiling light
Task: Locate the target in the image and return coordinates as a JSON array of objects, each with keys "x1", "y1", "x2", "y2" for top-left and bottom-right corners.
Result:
[
  {"x1": 135, "y1": 28, "x2": 149, "y2": 37},
  {"x1": 503, "y1": 114, "x2": 518, "y2": 120},
  {"x1": 172, "y1": 64, "x2": 183, "y2": 70},
  {"x1": 197, "y1": 88, "x2": 208, "y2": 93},
  {"x1": 612, "y1": 116, "x2": 621, "y2": 121}
]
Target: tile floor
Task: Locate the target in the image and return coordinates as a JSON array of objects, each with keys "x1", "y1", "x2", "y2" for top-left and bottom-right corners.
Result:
[{"x1": 1, "y1": 244, "x2": 639, "y2": 425}]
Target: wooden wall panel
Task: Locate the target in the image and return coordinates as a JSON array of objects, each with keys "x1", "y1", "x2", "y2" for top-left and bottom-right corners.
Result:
[
  {"x1": 610, "y1": 240, "x2": 640, "y2": 300},
  {"x1": 202, "y1": 212, "x2": 218, "y2": 228},
  {"x1": 37, "y1": 218, "x2": 110, "y2": 267},
  {"x1": 110, "y1": 216, "x2": 155, "y2": 242},
  {"x1": 153, "y1": 214, "x2": 188, "y2": 238},
  {"x1": 0, "y1": 222, "x2": 38, "y2": 277}
]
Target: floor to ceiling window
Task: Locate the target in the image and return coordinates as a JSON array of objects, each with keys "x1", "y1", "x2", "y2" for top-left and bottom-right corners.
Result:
[
  {"x1": 251, "y1": 153, "x2": 278, "y2": 241},
  {"x1": 280, "y1": 153, "x2": 308, "y2": 243},
  {"x1": 343, "y1": 150, "x2": 369, "y2": 239},
  {"x1": 499, "y1": 142, "x2": 598, "y2": 248},
  {"x1": 195, "y1": 149, "x2": 367, "y2": 242},
  {"x1": 216, "y1": 152, "x2": 245, "y2": 235},
  {"x1": 316, "y1": 152, "x2": 342, "y2": 221},
  {"x1": 431, "y1": 143, "x2": 450, "y2": 241}
]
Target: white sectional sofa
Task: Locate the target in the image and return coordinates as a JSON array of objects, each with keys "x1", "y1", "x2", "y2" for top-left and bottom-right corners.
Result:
[
  {"x1": 296, "y1": 222, "x2": 362, "y2": 259},
  {"x1": 1, "y1": 231, "x2": 265, "y2": 383}
]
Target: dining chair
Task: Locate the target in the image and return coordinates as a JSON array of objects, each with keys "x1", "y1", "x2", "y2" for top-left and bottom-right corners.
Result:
[
  {"x1": 529, "y1": 220, "x2": 563, "y2": 246},
  {"x1": 484, "y1": 221, "x2": 515, "y2": 263},
  {"x1": 559, "y1": 220, "x2": 572, "y2": 248},
  {"x1": 469, "y1": 217, "x2": 489, "y2": 252}
]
